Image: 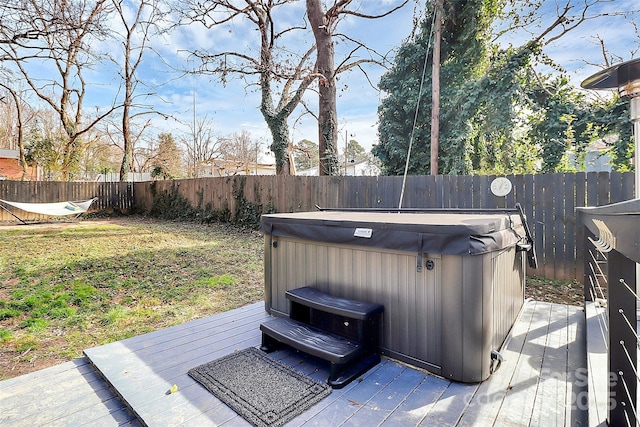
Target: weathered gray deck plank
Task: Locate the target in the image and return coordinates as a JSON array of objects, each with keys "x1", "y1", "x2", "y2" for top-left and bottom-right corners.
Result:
[
  {"x1": 84, "y1": 302, "x2": 270, "y2": 426},
  {"x1": 456, "y1": 298, "x2": 538, "y2": 426},
  {"x1": 566, "y1": 305, "x2": 588, "y2": 426},
  {"x1": 418, "y1": 381, "x2": 479, "y2": 426},
  {"x1": 380, "y1": 372, "x2": 450, "y2": 426},
  {"x1": 0, "y1": 358, "x2": 138, "y2": 426},
  {"x1": 586, "y1": 300, "x2": 608, "y2": 426},
  {"x1": 493, "y1": 301, "x2": 554, "y2": 426},
  {"x1": 454, "y1": 301, "x2": 587, "y2": 427},
  {"x1": 360, "y1": 367, "x2": 428, "y2": 425},
  {"x1": 529, "y1": 303, "x2": 569, "y2": 426},
  {"x1": 299, "y1": 359, "x2": 404, "y2": 426},
  {"x1": 334, "y1": 364, "x2": 426, "y2": 426},
  {"x1": 2, "y1": 299, "x2": 587, "y2": 427},
  {"x1": 286, "y1": 359, "x2": 388, "y2": 427}
]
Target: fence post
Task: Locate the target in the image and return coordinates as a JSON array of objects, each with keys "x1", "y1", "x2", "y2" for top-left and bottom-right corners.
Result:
[{"x1": 608, "y1": 249, "x2": 637, "y2": 427}]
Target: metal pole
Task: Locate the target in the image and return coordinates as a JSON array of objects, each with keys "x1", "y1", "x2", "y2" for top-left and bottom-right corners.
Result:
[
  {"x1": 631, "y1": 97, "x2": 640, "y2": 198},
  {"x1": 345, "y1": 130, "x2": 347, "y2": 175},
  {"x1": 630, "y1": 96, "x2": 640, "y2": 321}
]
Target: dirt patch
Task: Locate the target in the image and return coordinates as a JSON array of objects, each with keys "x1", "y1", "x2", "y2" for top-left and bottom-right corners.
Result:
[
  {"x1": 525, "y1": 276, "x2": 583, "y2": 306},
  {"x1": 0, "y1": 217, "x2": 133, "y2": 231},
  {"x1": 0, "y1": 350, "x2": 68, "y2": 379}
]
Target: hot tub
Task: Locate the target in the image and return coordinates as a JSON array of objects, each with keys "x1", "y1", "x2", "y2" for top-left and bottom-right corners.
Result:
[{"x1": 261, "y1": 209, "x2": 532, "y2": 383}]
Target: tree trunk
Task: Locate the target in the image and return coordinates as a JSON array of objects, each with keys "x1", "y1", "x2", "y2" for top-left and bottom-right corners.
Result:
[
  {"x1": 2, "y1": 86, "x2": 29, "y2": 180},
  {"x1": 266, "y1": 116, "x2": 292, "y2": 175},
  {"x1": 61, "y1": 134, "x2": 81, "y2": 181},
  {"x1": 307, "y1": 0, "x2": 339, "y2": 176},
  {"x1": 120, "y1": 105, "x2": 132, "y2": 182},
  {"x1": 120, "y1": 87, "x2": 132, "y2": 182}
]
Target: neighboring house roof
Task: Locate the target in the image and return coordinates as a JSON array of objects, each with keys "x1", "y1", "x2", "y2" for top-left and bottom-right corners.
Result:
[{"x1": 0, "y1": 149, "x2": 19, "y2": 160}]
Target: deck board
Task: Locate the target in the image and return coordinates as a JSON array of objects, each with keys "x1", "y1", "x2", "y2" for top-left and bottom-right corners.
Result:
[
  {"x1": 586, "y1": 300, "x2": 608, "y2": 426},
  {"x1": 530, "y1": 303, "x2": 568, "y2": 426},
  {"x1": 496, "y1": 301, "x2": 553, "y2": 425},
  {"x1": 566, "y1": 304, "x2": 588, "y2": 425},
  {"x1": 0, "y1": 358, "x2": 138, "y2": 426},
  {"x1": 84, "y1": 302, "x2": 269, "y2": 426},
  {"x1": 380, "y1": 372, "x2": 450, "y2": 425},
  {"x1": 456, "y1": 298, "x2": 538, "y2": 426},
  {"x1": 1, "y1": 299, "x2": 588, "y2": 426}
]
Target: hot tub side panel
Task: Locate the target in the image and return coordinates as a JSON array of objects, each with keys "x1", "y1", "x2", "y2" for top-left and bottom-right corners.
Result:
[
  {"x1": 265, "y1": 236, "x2": 444, "y2": 373},
  {"x1": 492, "y1": 246, "x2": 526, "y2": 351},
  {"x1": 440, "y1": 253, "x2": 491, "y2": 383},
  {"x1": 439, "y1": 247, "x2": 524, "y2": 383},
  {"x1": 264, "y1": 235, "x2": 524, "y2": 383},
  {"x1": 264, "y1": 235, "x2": 271, "y2": 314}
]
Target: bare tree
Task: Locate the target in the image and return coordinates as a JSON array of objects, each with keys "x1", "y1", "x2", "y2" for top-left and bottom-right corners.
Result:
[
  {"x1": 0, "y1": 0, "x2": 66, "y2": 49},
  {"x1": 500, "y1": 0, "x2": 636, "y2": 44},
  {"x1": 80, "y1": 129, "x2": 123, "y2": 178},
  {"x1": 0, "y1": 82, "x2": 29, "y2": 179},
  {"x1": 216, "y1": 130, "x2": 261, "y2": 175},
  {"x1": 306, "y1": 0, "x2": 408, "y2": 175},
  {"x1": 0, "y1": 83, "x2": 29, "y2": 180},
  {"x1": 180, "y1": 114, "x2": 222, "y2": 177},
  {"x1": 132, "y1": 135, "x2": 159, "y2": 174},
  {"x1": 110, "y1": 0, "x2": 168, "y2": 182},
  {"x1": 0, "y1": 0, "x2": 117, "y2": 180},
  {"x1": 101, "y1": 115, "x2": 154, "y2": 175},
  {"x1": 177, "y1": 0, "x2": 316, "y2": 175},
  {"x1": 219, "y1": 130, "x2": 260, "y2": 161}
]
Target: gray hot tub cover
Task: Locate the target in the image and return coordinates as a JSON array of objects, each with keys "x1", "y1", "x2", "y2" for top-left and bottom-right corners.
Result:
[{"x1": 261, "y1": 211, "x2": 526, "y2": 256}]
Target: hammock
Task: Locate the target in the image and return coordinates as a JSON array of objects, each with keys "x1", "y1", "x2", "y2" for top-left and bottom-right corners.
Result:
[{"x1": 0, "y1": 198, "x2": 97, "y2": 224}]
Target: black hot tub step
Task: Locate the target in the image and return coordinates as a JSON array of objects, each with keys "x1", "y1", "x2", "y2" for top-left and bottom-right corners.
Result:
[
  {"x1": 285, "y1": 286, "x2": 383, "y2": 320},
  {"x1": 260, "y1": 317, "x2": 364, "y2": 364}
]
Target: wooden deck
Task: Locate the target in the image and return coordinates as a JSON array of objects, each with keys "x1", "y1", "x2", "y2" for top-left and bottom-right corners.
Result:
[
  {"x1": 1, "y1": 299, "x2": 588, "y2": 426},
  {"x1": 0, "y1": 358, "x2": 139, "y2": 426}
]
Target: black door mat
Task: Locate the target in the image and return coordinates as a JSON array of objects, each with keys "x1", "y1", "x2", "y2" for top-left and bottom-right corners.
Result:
[{"x1": 188, "y1": 347, "x2": 331, "y2": 427}]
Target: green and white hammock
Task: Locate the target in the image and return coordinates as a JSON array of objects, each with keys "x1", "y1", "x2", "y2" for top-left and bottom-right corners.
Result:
[{"x1": 0, "y1": 198, "x2": 97, "y2": 224}]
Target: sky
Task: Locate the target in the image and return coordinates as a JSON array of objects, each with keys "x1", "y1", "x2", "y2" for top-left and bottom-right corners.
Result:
[{"x1": 13, "y1": 0, "x2": 640, "y2": 163}]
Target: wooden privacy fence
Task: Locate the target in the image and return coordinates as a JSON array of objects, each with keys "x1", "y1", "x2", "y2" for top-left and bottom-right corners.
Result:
[
  {"x1": 0, "y1": 181, "x2": 134, "y2": 221},
  {"x1": 0, "y1": 172, "x2": 634, "y2": 282},
  {"x1": 134, "y1": 172, "x2": 635, "y2": 282}
]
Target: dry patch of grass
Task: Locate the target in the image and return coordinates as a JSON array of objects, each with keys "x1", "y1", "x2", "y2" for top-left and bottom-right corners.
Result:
[{"x1": 0, "y1": 217, "x2": 264, "y2": 380}]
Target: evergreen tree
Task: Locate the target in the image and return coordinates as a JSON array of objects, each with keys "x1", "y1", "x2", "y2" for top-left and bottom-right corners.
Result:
[
  {"x1": 344, "y1": 139, "x2": 367, "y2": 163},
  {"x1": 374, "y1": 0, "x2": 499, "y2": 175},
  {"x1": 293, "y1": 139, "x2": 319, "y2": 171},
  {"x1": 152, "y1": 133, "x2": 183, "y2": 179}
]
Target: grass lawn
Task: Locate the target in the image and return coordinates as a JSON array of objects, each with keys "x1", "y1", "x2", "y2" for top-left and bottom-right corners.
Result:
[
  {"x1": 0, "y1": 217, "x2": 264, "y2": 380},
  {"x1": 0, "y1": 216, "x2": 582, "y2": 381}
]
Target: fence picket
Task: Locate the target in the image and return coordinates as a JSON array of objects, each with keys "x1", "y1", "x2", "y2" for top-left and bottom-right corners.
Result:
[{"x1": 0, "y1": 172, "x2": 634, "y2": 281}]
